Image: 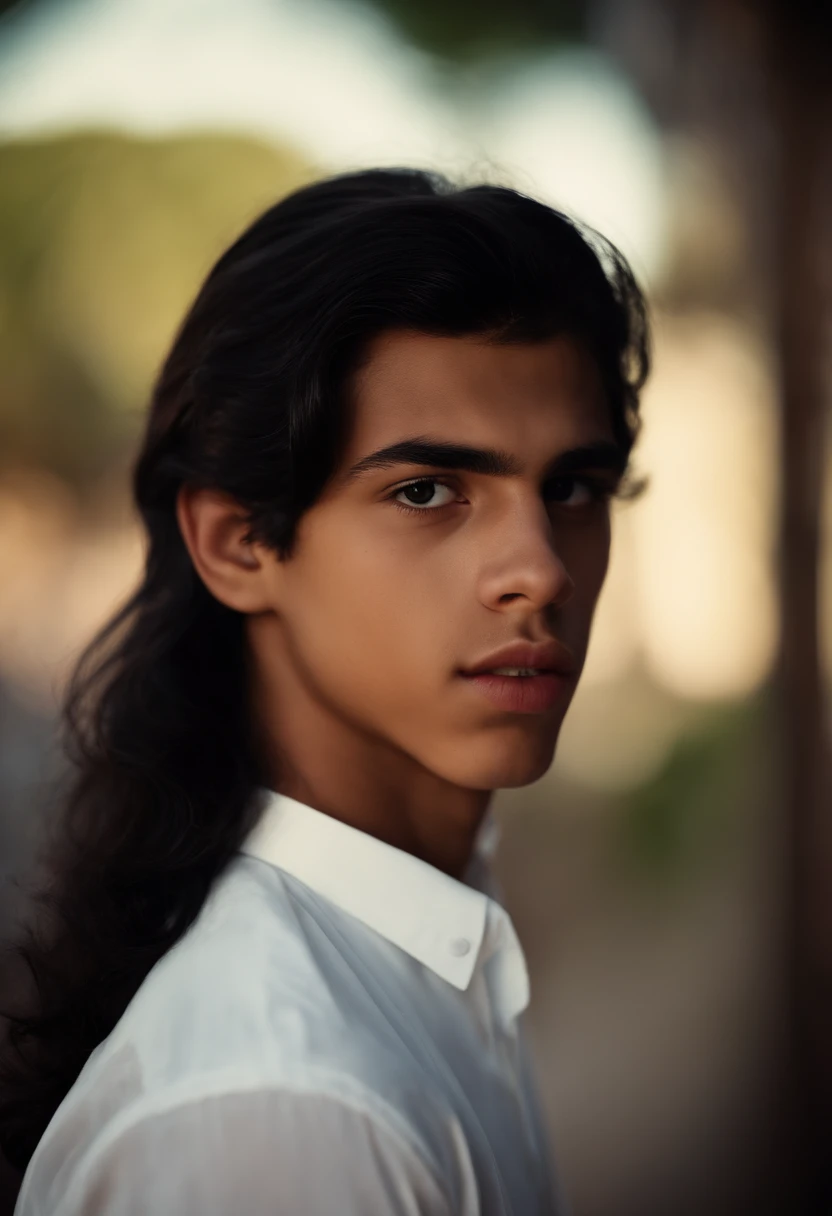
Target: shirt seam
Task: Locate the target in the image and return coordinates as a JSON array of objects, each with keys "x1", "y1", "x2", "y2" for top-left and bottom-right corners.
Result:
[{"x1": 54, "y1": 1069, "x2": 450, "y2": 1216}]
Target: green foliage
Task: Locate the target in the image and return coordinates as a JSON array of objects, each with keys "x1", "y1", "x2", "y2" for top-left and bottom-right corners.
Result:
[
  {"x1": 356, "y1": 0, "x2": 584, "y2": 63},
  {"x1": 613, "y1": 690, "x2": 769, "y2": 885},
  {"x1": 0, "y1": 130, "x2": 311, "y2": 489}
]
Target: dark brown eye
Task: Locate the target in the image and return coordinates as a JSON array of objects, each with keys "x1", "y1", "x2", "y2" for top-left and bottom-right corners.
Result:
[
  {"x1": 402, "y1": 481, "x2": 437, "y2": 506},
  {"x1": 392, "y1": 479, "x2": 456, "y2": 514}
]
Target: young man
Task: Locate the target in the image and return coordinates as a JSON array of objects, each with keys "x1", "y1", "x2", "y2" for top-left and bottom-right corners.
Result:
[{"x1": 3, "y1": 168, "x2": 648, "y2": 1215}]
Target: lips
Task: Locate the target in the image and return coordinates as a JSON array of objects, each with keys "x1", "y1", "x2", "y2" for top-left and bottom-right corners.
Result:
[
  {"x1": 457, "y1": 638, "x2": 579, "y2": 714},
  {"x1": 460, "y1": 670, "x2": 572, "y2": 713},
  {"x1": 460, "y1": 638, "x2": 578, "y2": 679}
]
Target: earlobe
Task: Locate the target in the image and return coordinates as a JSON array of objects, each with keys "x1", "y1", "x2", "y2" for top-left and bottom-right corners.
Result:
[{"x1": 175, "y1": 485, "x2": 274, "y2": 614}]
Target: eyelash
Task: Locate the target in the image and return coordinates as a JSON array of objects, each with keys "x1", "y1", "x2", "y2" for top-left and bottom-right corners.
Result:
[{"x1": 389, "y1": 475, "x2": 613, "y2": 517}]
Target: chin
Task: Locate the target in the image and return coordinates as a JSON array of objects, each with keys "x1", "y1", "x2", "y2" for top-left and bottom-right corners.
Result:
[{"x1": 433, "y1": 728, "x2": 561, "y2": 791}]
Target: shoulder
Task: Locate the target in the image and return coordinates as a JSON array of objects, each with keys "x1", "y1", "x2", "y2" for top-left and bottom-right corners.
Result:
[
  {"x1": 41, "y1": 1083, "x2": 455, "y2": 1216},
  {"x1": 19, "y1": 858, "x2": 472, "y2": 1215},
  {"x1": 67, "y1": 854, "x2": 443, "y2": 1124},
  {"x1": 98, "y1": 857, "x2": 342, "y2": 1074}
]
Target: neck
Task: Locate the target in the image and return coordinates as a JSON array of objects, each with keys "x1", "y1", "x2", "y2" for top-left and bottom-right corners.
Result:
[
  {"x1": 250, "y1": 674, "x2": 491, "y2": 883},
  {"x1": 266, "y1": 767, "x2": 491, "y2": 882}
]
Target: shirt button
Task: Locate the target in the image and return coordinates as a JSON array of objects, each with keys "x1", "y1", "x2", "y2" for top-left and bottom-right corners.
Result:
[{"x1": 450, "y1": 937, "x2": 471, "y2": 957}]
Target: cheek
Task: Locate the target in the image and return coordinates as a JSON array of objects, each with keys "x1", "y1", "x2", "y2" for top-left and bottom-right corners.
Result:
[
  {"x1": 284, "y1": 533, "x2": 447, "y2": 708},
  {"x1": 562, "y1": 519, "x2": 611, "y2": 598}
]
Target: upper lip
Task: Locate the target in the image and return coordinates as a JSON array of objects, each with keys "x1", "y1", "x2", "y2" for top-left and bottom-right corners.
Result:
[{"x1": 460, "y1": 639, "x2": 579, "y2": 677}]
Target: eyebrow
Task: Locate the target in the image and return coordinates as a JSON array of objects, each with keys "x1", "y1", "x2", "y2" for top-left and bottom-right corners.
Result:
[{"x1": 340, "y1": 435, "x2": 628, "y2": 484}]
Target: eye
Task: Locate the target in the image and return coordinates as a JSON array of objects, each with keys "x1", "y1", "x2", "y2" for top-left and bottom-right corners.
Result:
[
  {"x1": 390, "y1": 478, "x2": 457, "y2": 515},
  {"x1": 544, "y1": 475, "x2": 611, "y2": 508}
]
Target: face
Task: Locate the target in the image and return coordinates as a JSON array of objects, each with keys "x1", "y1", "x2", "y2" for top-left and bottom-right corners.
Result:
[{"x1": 249, "y1": 330, "x2": 622, "y2": 792}]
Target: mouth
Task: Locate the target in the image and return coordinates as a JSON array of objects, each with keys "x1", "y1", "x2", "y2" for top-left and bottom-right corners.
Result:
[
  {"x1": 458, "y1": 669, "x2": 576, "y2": 714},
  {"x1": 457, "y1": 636, "x2": 579, "y2": 712}
]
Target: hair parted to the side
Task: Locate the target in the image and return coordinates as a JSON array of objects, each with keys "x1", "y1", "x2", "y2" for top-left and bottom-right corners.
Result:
[{"x1": 0, "y1": 166, "x2": 650, "y2": 1174}]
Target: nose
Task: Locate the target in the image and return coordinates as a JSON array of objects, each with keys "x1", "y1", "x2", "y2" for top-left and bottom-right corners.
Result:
[{"x1": 477, "y1": 501, "x2": 575, "y2": 614}]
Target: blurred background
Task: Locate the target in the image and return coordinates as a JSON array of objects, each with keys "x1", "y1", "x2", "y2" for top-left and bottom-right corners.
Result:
[{"x1": 0, "y1": 0, "x2": 829, "y2": 1212}]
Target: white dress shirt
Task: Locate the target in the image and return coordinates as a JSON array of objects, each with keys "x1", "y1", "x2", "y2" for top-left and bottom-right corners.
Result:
[{"x1": 14, "y1": 788, "x2": 570, "y2": 1215}]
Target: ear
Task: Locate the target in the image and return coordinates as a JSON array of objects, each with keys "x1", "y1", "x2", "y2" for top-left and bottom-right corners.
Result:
[{"x1": 175, "y1": 485, "x2": 277, "y2": 614}]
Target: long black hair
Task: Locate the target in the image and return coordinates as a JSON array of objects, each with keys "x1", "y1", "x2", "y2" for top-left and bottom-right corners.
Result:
[{"x1": 0, "y1": 166, "x2": 649, "y2": 1174}]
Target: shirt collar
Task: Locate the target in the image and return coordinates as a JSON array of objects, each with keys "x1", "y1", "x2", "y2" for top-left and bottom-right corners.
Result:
[{"x1": 239, "y1": 787, "x2": 503, "y2": 994}]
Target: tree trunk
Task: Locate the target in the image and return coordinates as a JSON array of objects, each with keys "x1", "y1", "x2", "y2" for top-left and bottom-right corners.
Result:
[{"x1": 770, "y1": 19, "x2": 832, "y2": 1211}]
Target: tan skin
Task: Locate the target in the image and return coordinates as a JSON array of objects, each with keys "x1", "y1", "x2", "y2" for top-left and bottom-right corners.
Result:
[{"x1": 176, "y1": 330, "x2": 622, "y2": 880}]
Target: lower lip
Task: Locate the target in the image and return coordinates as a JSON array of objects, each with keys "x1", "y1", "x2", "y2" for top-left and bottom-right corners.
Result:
[{"x1": 459, "y1": 672, "x2": 575, "y2": 713}]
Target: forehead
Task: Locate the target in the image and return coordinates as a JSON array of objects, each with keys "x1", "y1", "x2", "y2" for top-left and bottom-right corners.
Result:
[{"x1": 342, "y1": 330, "x2": 611, "y2": 462}]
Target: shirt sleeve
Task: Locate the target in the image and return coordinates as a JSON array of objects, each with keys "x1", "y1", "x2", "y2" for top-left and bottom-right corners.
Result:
[{"x1": 65, "y1": 1086, "x2": 454, "y2": 1216}]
